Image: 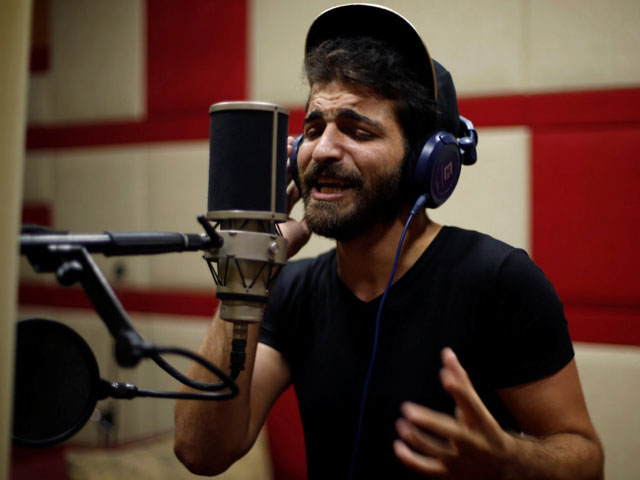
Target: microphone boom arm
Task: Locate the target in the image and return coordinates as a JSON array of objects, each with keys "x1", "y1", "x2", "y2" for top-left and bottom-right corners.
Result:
[{"x1": 19, "y1": 217, "x2": 237, "y2": 399}]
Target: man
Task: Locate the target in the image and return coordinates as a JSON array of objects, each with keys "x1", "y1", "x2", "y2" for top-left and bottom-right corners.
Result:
[{"x1": 174, "y1": 5, "x2": 604, "y2": 479}]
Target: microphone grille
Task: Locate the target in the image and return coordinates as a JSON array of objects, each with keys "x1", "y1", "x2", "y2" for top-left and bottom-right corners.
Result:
[{"x1": 207, "y1": 102, "x2": 289, "y2": 221}]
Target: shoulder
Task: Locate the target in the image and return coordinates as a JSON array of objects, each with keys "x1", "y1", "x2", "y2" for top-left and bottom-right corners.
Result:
[
  {"x1": 439, "y1": 226, "x2": 530, "y2": 277},
  {"x1": 435, "y1": 227, "x2": 558, "y2": 306},
  {"x1": 443, "y1": 226, "x2": 518, "y2": 259}
]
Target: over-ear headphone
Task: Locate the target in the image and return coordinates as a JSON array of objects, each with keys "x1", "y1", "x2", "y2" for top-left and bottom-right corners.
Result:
[
  {"x1": 288, "y1": 115, "x2": 478, "y2": 209},
  {"x1": 412, "y1": 115, "x2": 477, "y2": 208}
]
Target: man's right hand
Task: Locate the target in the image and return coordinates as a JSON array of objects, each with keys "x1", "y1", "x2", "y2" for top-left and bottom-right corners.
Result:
[{"x1": 282, "y1": 135, "x2": 311, "y2": 258}]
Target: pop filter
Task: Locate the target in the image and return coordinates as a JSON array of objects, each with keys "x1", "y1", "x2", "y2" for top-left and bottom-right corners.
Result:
[{"x1": 12, "y1": 318, "x2": 102, "y2": 448}]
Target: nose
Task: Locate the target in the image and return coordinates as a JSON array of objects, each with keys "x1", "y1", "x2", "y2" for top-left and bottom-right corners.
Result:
[{"x1": 311, "y1": 124, "x2": 343, "y2": 166}]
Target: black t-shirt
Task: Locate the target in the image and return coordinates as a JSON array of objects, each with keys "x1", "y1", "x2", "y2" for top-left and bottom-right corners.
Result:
[{"x1": 260, "y1": 226, "x2": 574, "y2": 479}]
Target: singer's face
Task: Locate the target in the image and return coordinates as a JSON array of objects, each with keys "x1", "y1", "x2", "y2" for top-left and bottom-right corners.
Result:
[{"x1": 297, "y1": 81, "x2": 406, "y2": 241}]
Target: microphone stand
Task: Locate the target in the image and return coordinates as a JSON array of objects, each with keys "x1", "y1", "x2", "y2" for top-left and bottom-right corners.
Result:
[{"x1": 19, "y1": 217, "x2": 239, "y2": 400}]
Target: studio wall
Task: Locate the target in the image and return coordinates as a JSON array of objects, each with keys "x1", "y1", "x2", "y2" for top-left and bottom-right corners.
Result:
[{"x1": 15, "y1": 1, "x2": 640, "y2": 479}]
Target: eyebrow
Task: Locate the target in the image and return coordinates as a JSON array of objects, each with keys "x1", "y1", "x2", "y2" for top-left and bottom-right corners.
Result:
[{"x1": 303, "y1": 108, "x2": 383, "y2": 130}]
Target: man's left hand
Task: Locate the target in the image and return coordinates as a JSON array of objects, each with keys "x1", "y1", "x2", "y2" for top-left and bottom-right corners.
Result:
[{"x1": 394, "y1": 347, "x2": 516, "y2": 479}]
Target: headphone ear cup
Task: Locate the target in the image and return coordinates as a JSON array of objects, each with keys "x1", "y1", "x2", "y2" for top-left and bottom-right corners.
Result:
[
  {"x1": 289, "y1": 135, "x2": 304, "y2": 193},
  {"x1": 413, "y1": 132, "x2": 462, "y2": 208}
]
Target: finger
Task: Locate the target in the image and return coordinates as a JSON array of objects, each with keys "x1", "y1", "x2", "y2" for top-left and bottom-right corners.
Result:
[
  {"x1": 286, "y1": 136, "x2": 296, "y2": 183},
  {"x1": 440, "y1": 349, "x2": 487, "y2": 416},
  {"x1": 400, "y1": 402, "x2": 467, "y2": 444},
  {"x1": 286, "y1": 158, "x2": 293, "y2": 184},
  {"x1": 454, "y1": 406, "x2": 466, "y2": 424},
  {"x1": 440, "y1": 348, "x2": 503, "y2": 438},
  {"x1": 396, "y1": 418, "x2": 454, "y2": 459},
  {"x1": 281, "y1": 218, "x2": 311, "y2": 258},
  {"x1": 393, "y1": 440, "x2": 449, "y2": 478},
  {"x1": 286, "y1": 181, "x2": 301, "y2": 213}
]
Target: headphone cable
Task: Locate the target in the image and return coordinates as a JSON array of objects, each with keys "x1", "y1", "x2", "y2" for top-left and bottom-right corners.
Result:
[{"x1": 348, "y1": 193, "x2": 428, "y2": 479}]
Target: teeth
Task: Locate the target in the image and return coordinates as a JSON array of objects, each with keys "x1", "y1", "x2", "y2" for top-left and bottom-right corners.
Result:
[
  {"x1": 317, "y1": 178, "x2": 347, "y2": 194},
  {"x1": 320, "y1": 186, "x2": 344, "y2": 194}
]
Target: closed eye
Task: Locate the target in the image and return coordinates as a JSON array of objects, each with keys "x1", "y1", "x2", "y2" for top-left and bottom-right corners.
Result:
[
  {"x1": 338, "y1": 120, "x2": 377, "y2": 141},
  {"x1": 335, "y1": 110, "x2": 381, "y2": 141},
  {"x1": 302, "y1": 108, "x2": 382, "y2": 141},
  {"x1": 347, "y1": 126, "x2": 376, "y2": 140},
  {"x1": 303, "y1": 123, "x2": 323, "y2": 139}
]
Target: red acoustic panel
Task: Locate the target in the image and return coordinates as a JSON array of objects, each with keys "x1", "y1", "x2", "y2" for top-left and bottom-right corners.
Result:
[
  {"x1": 265, "y1": 386, "x2": 307, "y2": 480},
  {"x1": 289, "y1": 108, "x2": 306, "y2": 136},
  {"x1": 566, "y1": 306, "x2": 640, "y2": 346},
  {"x1": 27, "y1": 113, "x2": 209, "y2": 148},
  {"x1": 532, "y1": 125, "x2": 640, "y2": 308},
  {"x1": 529, "y1": 88, "x2": 640, "y2": 127},
  {"x1": 21, "y1": 202, "x2": 52, "y2": 227},
  {"x1": 458, "y1": 94, "x2": 530, "y2": 127},
  {"x1": 18, "y1": 282, "x2": 219, "y2": 318},
  {"x1": 146, "y1": 0, "x2": 247, "y2": 116}
]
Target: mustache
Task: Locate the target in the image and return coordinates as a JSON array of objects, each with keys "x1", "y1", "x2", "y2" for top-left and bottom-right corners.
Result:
[{"x1": 300, "y1": 162, "x2": 364, "y2": 191}]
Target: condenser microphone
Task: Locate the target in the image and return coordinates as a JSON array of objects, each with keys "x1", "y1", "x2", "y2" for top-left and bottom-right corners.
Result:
[
  {"x1": 203, "y1": 102, "x2": 289, "y2": 327},
  {"x1": 202, "y1": 102, "x2": 290, "y2": 376}
]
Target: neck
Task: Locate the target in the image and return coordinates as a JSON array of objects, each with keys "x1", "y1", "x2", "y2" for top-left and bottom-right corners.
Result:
[{"x1": 335, "y1": 207, "x2": 441, "y2": 302}]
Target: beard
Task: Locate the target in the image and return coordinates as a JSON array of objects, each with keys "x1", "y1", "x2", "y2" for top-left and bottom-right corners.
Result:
[{"x1": 300, "y1": 161, "x2": 405, "y2": 242}]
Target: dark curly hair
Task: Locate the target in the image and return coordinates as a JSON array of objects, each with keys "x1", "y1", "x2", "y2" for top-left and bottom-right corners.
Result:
[{"x1": 304, "y1": 36, "x2": 437, "y2": 157}]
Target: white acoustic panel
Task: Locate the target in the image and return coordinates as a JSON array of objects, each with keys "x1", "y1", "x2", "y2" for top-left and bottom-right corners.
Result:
[
  {"x1": 32, "y1": 0, "x2": 145, "y2": 124},
  {"x1": 21, "y1": 151, "x2": 57, "y2": 283},
  {"x1": 146, "y1": 142, "x2": 213, "y2": 288},
  {"x1": 251, "y1": 0, "x2": 640, "y2": 101},
  {"x1": 404, "y1": 0, "x2": 528, "y2": 95},
  {"x1": 250, "y1": 0, "x2": 529, "y2": 102},
  {"x1": 528, "y1": 0, "x2": 640, "y2": 91},
  {"x1": 54, "y1": 146, "x2": 151, "y2": 286},
  {"x1": 23, "y1": 151, "x2": 55, "y2": 201},
  {"x1": 575, "y1": 342, "x2": 640, "y2": 480},
  {"x1": 430, "y1": 126, "x2": 531, "y2": 252},
  {"x1": 250, "y1": 0, "x2": 338, "y2": 105}
]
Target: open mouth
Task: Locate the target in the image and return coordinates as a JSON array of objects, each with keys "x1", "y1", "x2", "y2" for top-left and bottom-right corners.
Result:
[
  {"x1": 316, "y1": 178, "x2": 349, "y2": 194},
  {"x1": 302, "y1": 167, "x2": 363, "y2": 199}
]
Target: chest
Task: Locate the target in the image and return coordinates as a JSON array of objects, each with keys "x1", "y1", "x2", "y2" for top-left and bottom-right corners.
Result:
[{"x1": 289, "y1": 291, "x2": 482, "y2": 422}]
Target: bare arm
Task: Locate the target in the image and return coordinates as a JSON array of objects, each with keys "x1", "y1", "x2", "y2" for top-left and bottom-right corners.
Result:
[
  {"x1": 394, "y1": 348, "x2": 604, "y2": 479},
  {"x1": 174, "y1": 312, "x2": 291, "y2": 475},
  {"x1": 496, "y1": 358, "x2": 603, "y2": 479}
]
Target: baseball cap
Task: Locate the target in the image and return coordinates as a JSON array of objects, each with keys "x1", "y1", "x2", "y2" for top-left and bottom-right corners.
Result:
[{"x1": 305, "y1": 3, "x2": 462, "y2": 136}]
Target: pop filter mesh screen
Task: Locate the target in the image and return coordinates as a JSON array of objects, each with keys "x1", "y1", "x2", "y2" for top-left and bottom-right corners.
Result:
[{"x1": 13, "y1": 318, "x2": 100, "y2": 447}]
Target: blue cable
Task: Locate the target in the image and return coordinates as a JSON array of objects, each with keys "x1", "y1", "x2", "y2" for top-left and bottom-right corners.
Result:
[{"x1": 348, "y1": 194, "x2": 428, "y2": 479}]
